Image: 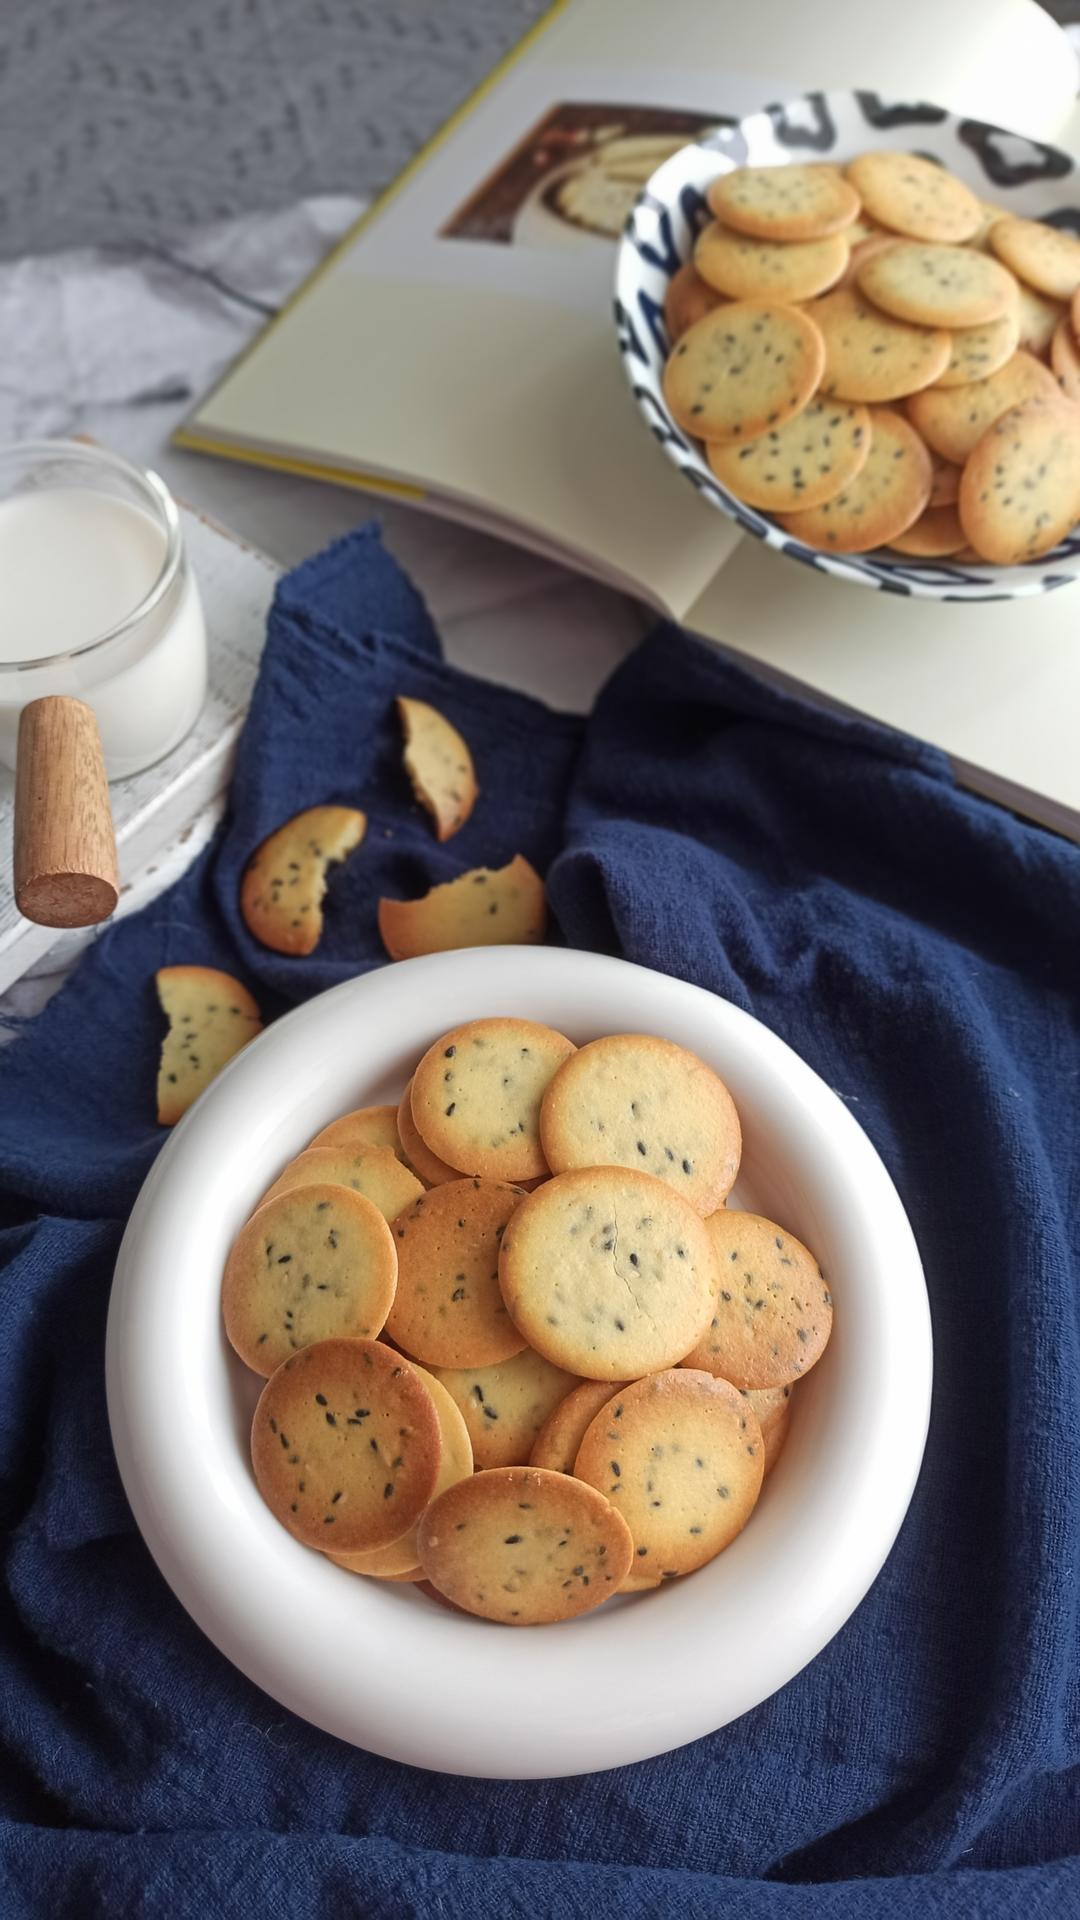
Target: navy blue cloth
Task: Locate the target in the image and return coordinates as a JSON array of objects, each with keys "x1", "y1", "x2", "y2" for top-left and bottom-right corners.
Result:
[{"x1": 1, "y1": 525, "x2": 1078, "y2": 1918}]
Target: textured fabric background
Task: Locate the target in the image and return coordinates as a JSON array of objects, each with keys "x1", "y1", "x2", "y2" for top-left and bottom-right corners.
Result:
[
  {"x1": 0, "y1": 527, "x2": 1078, "y2": 1914},
  {"x1": 1, "y1": 0, "x2": 1077, "y2": 263},
  {"x1": 0, "y1": 0, "x2": 543, "y2": 261}
]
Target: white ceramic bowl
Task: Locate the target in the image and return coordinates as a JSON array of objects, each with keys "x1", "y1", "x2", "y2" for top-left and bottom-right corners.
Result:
[
  {"x1": 106, "y1": 946, "x2": 931, "y2": 1778},
  {"x1": 615, "y1": 88, "x2": 1080, "y2": 600}
]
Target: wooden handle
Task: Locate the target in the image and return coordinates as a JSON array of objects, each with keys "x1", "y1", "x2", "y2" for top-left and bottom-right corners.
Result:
[{"x1": 13, "y1": 696, "x2": 119, "y2": 928}]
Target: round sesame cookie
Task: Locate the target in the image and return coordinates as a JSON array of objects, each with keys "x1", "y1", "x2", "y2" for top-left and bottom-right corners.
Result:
[
  {"x1": 1051, "y1": 315, "x2": 1080, "y2": 403},
  {"x1": 776, "y1": 405, "x2": 931, "y2": 554},
  {"x1": 707, "y1": 395, "x2": 871, "y2": 512},
  {"x1": 260, "y1": 1144, "x2": 424, "y2": 1222},
  {"x1": 694, "y1": 221, "x2": 848, "y2": 303},
  {"x1": 970, "y1": 202, "x2": 1012, "y2": 251},
  {"x1": 934, "y1": 307, "x2": 1021, "y2": 389},
  {"x1": 888, "y1": 503, "x2": 966, "y2": 556},
  {"x1": 309, "y1": 1104, "x2": 409, "y2": 1164},
  {"x1": 417, "y1": 1465, "x2": 633, "y2": 1625},
  {"x1": 223, "y1": 1185, "x2": 398, "y2": 1376},
  {"x1": 432, "y1": 1347, "x2": 582, "y2": 1469},
  {"x1": 529, "y1": 1378, "x2": 626, "y2": 1475},
  {"x1": 845, "y1": 152, "x2": 980, "y2": 244},
  {"x1": 385, "y1": 1177, "x2": 526, "y2": 1368},
  {"x1": 958, "y1": 399, "x2": 1080, "y2": 565},
  {"x1": 742, "y1": 1383, "x2": 794, "y2": 1477},
  {"x1": 707, "y1": 162, "x2": 860, "y2": 242},
  {"x1": 409, "y1": 1018, "x2": 575, "y2": 1184},
  {"x1": 327, "y1": 1365, "x2": 473, "y2": 1577},
  {"x1": 397, "y1": 1080, "x2": 460, "y2": 1186},
  {"x1": 662, "y1": 300, "x2": 825, "y2": 444},
  {"x1": 989, "y1": 216, "x2": 1080, "y2": 302},
  {"x1": 835, "y1": 231, "x2": 898, "y2": 290},
  {"x1": 810, "y1": 286, "x2": 951, "y2": 403},
  {"x1": 250, "y1": 1337, "x2": 441, "y2": 1552},
  {"x1": 574, "y1": 1370, "x2": 764, "y2": 1579},
  {"x1": 499, "y1": 1167, "x2": 717, "y2": 1380},
  {"x1": 664, "y1": 261, "x2": 726, "y2": 341},
  {"x1": 844, "y1": 213, "x2": 890, "y2": 248},
  {"x1": 927, "y1": 451, "x2": 961, "y2": 507},
  {"x1": 1017, "y1": 283, "x2": 1065, "y2": 361},
  {"x1": 679, "y1": 1210, "x2": 833, "y2": 1390},
  {"x1": 539, "y1": 1033, "x2": 741, "y2": 1214},
  {"x1": 906, "y1": 349, "x2": 1062, "y2": 463},
  {"x1": 856, "y1": 241, "x2": 1017, "y2": 329}
]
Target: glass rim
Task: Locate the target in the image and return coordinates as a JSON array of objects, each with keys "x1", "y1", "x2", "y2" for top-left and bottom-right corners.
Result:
[{"x1": 0, "y1": 438, "x2": 183, "y2": 673}]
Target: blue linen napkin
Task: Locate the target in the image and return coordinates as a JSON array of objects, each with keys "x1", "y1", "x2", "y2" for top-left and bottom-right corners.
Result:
[{"x1": 1, "y1": 524, "x2": 1078, "y2": 1918}]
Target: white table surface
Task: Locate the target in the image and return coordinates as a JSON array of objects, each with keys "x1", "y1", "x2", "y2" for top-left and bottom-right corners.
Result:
[{"x1": 0, "y1": 195, "x2": 645, "y2": 1022}]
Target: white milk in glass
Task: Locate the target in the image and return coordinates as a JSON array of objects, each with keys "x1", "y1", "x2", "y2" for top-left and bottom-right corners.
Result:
[{"x1": 0, "y1": 449, "x2": 207, "y2": 778}]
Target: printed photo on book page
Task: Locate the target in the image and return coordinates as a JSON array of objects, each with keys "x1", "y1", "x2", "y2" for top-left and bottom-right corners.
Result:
[
  {"x1": 438, "y1": 103, "x2": 717, "y2": 247},
  {"x1": 329, "y1": 58, "x2": 770, "y2": 321},
  {"x1": 180, "y1": 32, "x2": 783, "y2": 614}
]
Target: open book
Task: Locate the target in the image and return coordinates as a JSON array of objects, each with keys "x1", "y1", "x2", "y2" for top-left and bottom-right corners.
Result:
[{"x1": 177, "y1": 0, "x2": 1080, "y2": 839}]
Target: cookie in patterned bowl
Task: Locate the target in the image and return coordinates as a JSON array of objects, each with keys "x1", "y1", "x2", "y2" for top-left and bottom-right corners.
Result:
[{"x1": 615, "y1": 87, "x2": 1080, "y2": 601}]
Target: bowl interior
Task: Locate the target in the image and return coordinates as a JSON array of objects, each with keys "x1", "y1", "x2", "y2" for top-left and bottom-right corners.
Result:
[
  {"x1": 615, "y1": 88, "x2": 1080, "y2": 601},
  {"x1": 106, "y1": 947, "x2": 931, "y2": 1777}
]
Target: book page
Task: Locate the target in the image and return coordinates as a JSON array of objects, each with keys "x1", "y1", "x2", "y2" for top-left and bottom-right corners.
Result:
[
  {"x1": 181, "y1": 0, "x2": 1076, "y2": 614},
  {"x1": 685, "y1": 540, "x2": 1080, "y2": 832}
]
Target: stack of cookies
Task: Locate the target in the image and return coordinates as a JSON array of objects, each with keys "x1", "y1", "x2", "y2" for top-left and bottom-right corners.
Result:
[
  {"x1": 662, "y1": 154, "x2": 1080, "y2": 564},
  {"x1": 223, "y1": 1022, "x2": 833, "y2": 1626}
]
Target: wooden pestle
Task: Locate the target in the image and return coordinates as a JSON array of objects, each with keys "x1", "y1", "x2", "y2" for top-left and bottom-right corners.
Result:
[{"x1": 13, "y1": 696, "x2": 119, "y2": 927}]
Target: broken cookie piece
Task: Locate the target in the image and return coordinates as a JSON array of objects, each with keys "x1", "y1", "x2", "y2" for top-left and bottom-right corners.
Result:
[
  {"x1": 240, "y1": 804, "x2": 366, "y2": 956},
  {"x1": 378, "y1": 854, "x2": 546, "y2": 960},
  {"x1": 397, "y1": 696, "x2": 477, "y2": 842},
  {"x1": 155, "y1": 965, "x2": 262, "y2": 1125}
]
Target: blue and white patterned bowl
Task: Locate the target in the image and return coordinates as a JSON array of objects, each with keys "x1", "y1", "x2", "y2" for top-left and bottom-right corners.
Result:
[{"x1": 615, "y1": 89, "x2": 1080, "y2": 601}]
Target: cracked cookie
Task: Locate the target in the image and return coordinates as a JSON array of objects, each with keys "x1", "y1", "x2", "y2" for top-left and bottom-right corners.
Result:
[{"x1": 498, "y1": 1166, "x2": 717, "y2": 1380}]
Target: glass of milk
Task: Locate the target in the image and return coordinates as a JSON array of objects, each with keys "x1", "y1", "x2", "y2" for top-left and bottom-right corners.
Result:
[{"x1": 0, "y1": 440, "x2": 207, "y2": 778}]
